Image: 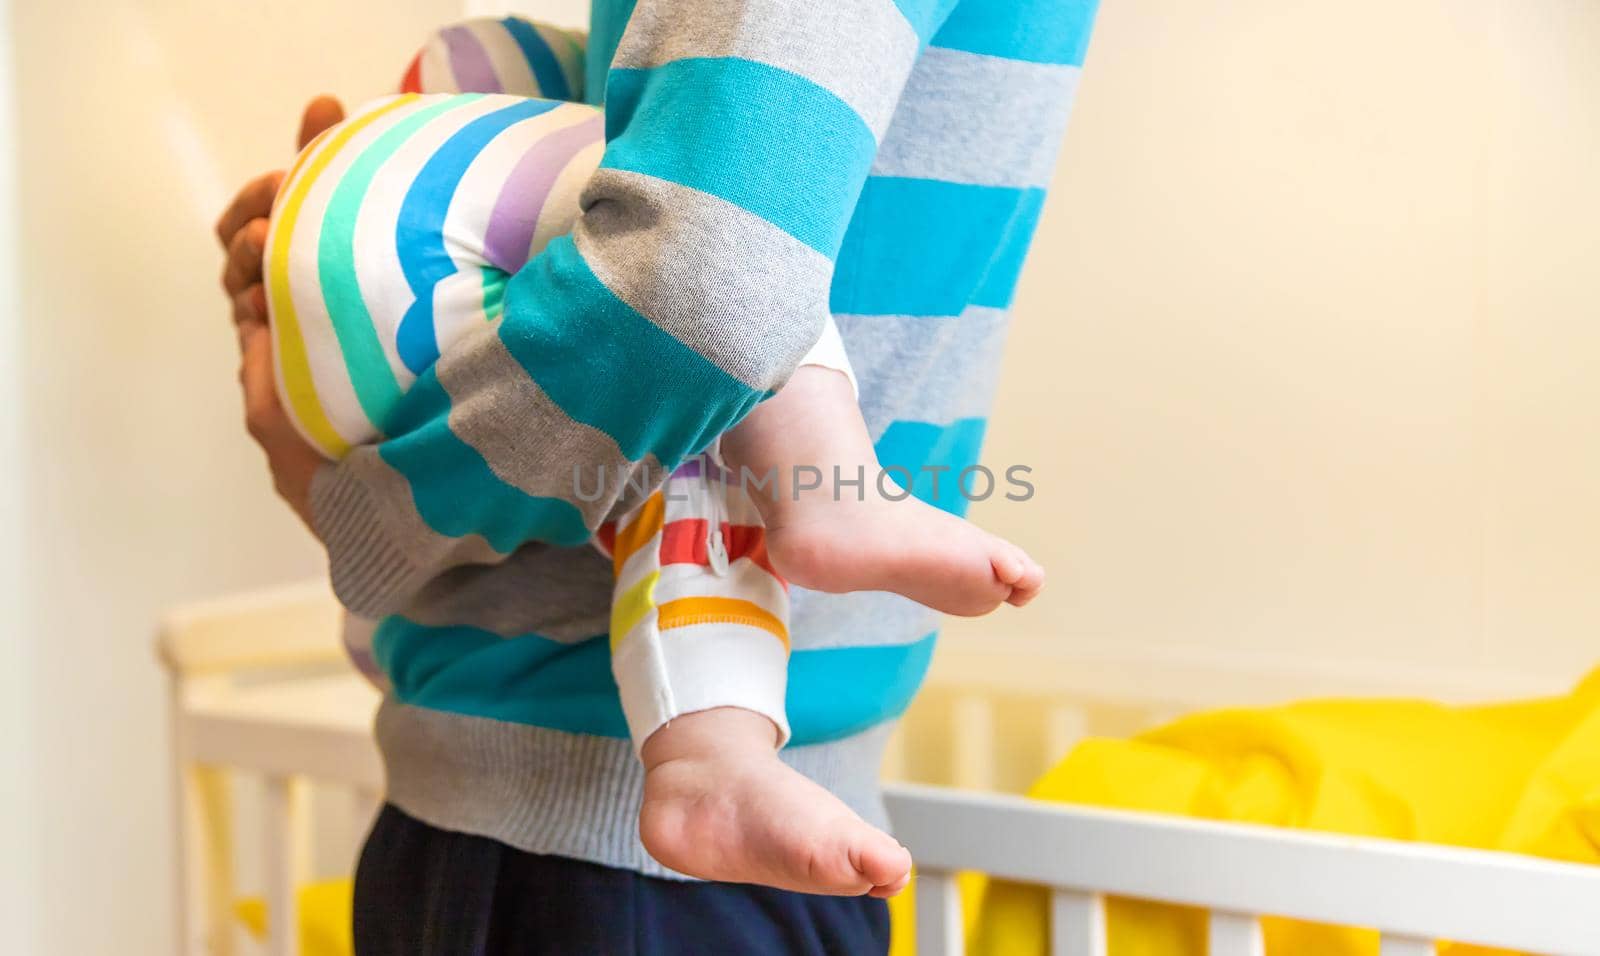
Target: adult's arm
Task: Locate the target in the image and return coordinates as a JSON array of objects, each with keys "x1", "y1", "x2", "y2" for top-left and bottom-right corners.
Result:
[{"x1": 237, "y1": 1, "x2": 953, "y2": 617}]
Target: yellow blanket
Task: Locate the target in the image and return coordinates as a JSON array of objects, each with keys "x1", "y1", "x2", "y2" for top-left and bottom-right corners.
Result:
[{"x1": 966, "y1": 669, "x2": 1600, "y2": 956}]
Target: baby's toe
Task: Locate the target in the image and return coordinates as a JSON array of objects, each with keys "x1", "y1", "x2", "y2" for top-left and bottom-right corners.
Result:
[
  {"x1": 1006, "y1": 555, "x2": 1045, "y2": 606},
  {"x1": 850, "y1": 831, "x2": 913, "y2": 890},
  {"x1": 990, "y1": 545, "x2": 1026, "y2": 585},
  {"x1": 869, "y1": 870, "x2": 912, "y2": 898}
]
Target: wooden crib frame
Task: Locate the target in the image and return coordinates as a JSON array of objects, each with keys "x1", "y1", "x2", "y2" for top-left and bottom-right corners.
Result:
[{"x1": 159, "y1": 583, "x2": 1600, "y2": 955}]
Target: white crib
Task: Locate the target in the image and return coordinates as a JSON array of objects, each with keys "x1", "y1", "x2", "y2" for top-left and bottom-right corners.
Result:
[
  {"x1": 159, "y1": 583, "x2": 1600, "y2": 955},
  {"x1": 891, "y1": 785, "x2": 1600, "y2": 955}
]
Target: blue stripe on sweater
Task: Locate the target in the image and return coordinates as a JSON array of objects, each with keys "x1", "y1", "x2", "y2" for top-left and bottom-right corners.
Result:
[
  {"x1": 374, "y1": 619, "x2": 936, "y2": 746},
  {"x1": 501, "y1": 16, "x2": 572, "y2": 101},
  {"x1": 832, "y1": 177, "x2": 1047, "y2": 316},
  {"x1": 787, "y1": 633, "x2": 935, "y2": 742},
  {"x1": 374, "y1": 622, "x2": 630, "y2": 737},
  {"x1": 395, "y1": 99, "x2": 562, "y2": 374},
  {"x1": 601, "y1": 57, "x2": 877, "y2": 257},
  {"x1": 501, "y1": 236, "x2": 767, "y2": 465},
  {"x1": 379, "y1": 371, "x2": 591, "y2": 550},
  {"x1": 890, "y1": 0, "x2": 962, "y2": 43},
  {"x1": 585, "y1": 0, "x2": 636, "y2": 106},
  {"x1": 875, "y1": 417, "x2": 989, "y2": 516},
  {"x1": 931, "y1": 0, "x2": 1100, "y2": 65}
]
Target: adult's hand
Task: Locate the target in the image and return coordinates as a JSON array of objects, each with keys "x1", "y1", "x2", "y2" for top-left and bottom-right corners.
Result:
[{"x1": 215, "y1": 95, "x2": 345, "y2": 532}]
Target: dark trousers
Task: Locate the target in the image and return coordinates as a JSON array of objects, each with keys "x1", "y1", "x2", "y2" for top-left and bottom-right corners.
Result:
[{"x1": 353, "y1": 805, "x2": 892, "y2": 956}]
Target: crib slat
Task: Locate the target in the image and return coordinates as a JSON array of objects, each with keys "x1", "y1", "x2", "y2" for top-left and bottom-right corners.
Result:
[
  {"x1": 264, "y1": 775, "x2": 312, "y2": 956},
  {"x1": 1050, "y1": 888, "x2": 1106, "y2": 956},
  {"x1": 881, "y1": 723, "x2": 910, "y2": 782},
  {"x1": 1208, "y1": 911, "x2": 1265, "y2": 956},
  {"x1": 1042, "y1": 705, "x2": 1089, "y2": 773},
  {"x1": 916, "y1": 869, "x2": 964, "y2": 956},
  {"x1": 1379, "y1": 934, "x2": 1434, "y2": 956},
  {"x1": 174, "y1": 762, "x2": 236, "y2": 956},
  {"x1": 951, "y1": 694, "x2": 996, "y2": 790}
]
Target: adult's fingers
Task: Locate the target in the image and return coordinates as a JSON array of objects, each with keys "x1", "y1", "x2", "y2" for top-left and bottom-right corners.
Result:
[
  {"x1": 231, "y1": 286, "x2": 268, "y2": 341},
  {"x1": 298, "y1": 95, "x2": 346, "y2": 151},
  {"x1": 221, "y1": 218, "x2": 270, "y2": 297},
  {"x1": 214, "y1": 171, "x2": 283, "y2": 249},
  {"x1": 237, "y1": 320, "x2": 280, "y2": 437}
]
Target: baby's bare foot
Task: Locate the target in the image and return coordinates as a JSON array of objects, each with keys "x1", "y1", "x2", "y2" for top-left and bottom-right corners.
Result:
[
  {"x1": 765, "y1": 487, "x2": 1045, "y2": 617},
  {"x1": 638, "y1": 708, "x2": 912, "y2": 897},
  {"x1": 720, "y1": 363, "x2": 1044, "y2": 617}
]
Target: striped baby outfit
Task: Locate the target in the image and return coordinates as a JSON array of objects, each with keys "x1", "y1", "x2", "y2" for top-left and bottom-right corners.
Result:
[
  {"x1": 267, "y1": 17, "x2": 851, "y2": 747},
  {"x1": 266, "y1": 92, "x2": 603, "y2": 458},
  {"x1": 599, "y1": 457, "x2": 794, "y2": 746},
  {"x1": 399, "y1": 16, "x2": 586, "y2": 100},
  {"x1": 305, "y1": 0, "x2": 1100, "y2": 876}
]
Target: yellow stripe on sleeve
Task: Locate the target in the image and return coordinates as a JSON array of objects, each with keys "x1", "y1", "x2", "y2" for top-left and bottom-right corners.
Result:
[
  {"x1": 656, "y1": 597, "x2": 789, "y2": 649},
  {"x1": 610, "y1": 571, "x2": 659, "y2": 650},
  {"x1": 266, "y1": 94, "x2": 419, "y2": 459}
]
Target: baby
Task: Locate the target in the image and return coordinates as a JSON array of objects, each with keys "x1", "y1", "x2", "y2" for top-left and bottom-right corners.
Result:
[{"x1": 267, "y1": 16, "x2": 1043, "y2": 896}]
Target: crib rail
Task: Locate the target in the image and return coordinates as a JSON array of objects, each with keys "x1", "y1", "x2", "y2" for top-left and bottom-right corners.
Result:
[{"x1": 887, "y1": 783, "x2": 1600, "y2": 956}]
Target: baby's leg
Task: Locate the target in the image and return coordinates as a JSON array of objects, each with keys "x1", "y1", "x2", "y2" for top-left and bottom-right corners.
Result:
[
  {"x1": 638, "y1": 708, "x2": 913, "y2": 898},
  {"x1": 721, "y1": 366, "x2": 1045, "y2": 617},
  {"x1": 609, "y1": 470, "x2": 911, "y2": 896}
]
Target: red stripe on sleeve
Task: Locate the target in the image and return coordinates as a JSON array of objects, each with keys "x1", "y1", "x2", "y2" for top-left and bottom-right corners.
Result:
[
  {"x1": 593, "y1": 521, "x2": 617, "y2": 558},
  {"x1": 657, "y1": 519, "x2": 783, "y2": 581},
  {"x1": 400, "y1": 53, "x2": 423, "y2": 94}
]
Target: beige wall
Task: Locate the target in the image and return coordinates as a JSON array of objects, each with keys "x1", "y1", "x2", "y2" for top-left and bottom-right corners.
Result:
[
  {"x1": 8, "y1": 1, "x2": 466, "y2": 951},
  {"x1": 952, "y1": 0, "x2": 1600, "y2": 690},
  {"x1": 0, "y1": 2, "x2": 40, "y2": 951},
  {"x1": 3, "y1": 0, "x2": 1597, "y2": 952}
]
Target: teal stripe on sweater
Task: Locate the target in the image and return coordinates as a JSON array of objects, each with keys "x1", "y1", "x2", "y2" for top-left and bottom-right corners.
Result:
[
  {"x1": 379, "y1": 370, "x2": 590, "y2": 550},
  {"x1": 501, "y1": 236, "x2": 767, "y2": 465},
  {"x1": 374, "y1": 621, "x2": 629, "y2": 737},
  {"x1": 890, "y1": 0, "x2": 962, "y2": 43},
  {"x1": 602, "y1": 57, "x2": 877, "y2": 257},
  {"x1": 788, "y1": 633, "x2": 936, "y2": 742},
  {"x1": 375, "y1": 618, "x2": 937, "y2": 746},
  {"x1": 932, "y1": 0, "x2": 1100, "y2": 65},
  {"x1": 585, "y1": 0, "x2": 636, "y2": 105},
  {"x1": 875, "y1": 417, "x2": 989, "y2": 516},
  {"x1": 832, "y1": 178, "x2": 1047, "y2": 316}
]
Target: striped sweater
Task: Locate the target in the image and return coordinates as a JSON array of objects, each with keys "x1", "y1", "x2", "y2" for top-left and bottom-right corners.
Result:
[{"x1": 312, "y1": 0, "x2": 1099, "y2": 876}]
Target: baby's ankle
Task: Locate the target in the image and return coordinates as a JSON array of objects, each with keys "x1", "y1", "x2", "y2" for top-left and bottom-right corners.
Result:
[{"x1": 639, "y1": 707, "x2": 781, "y2": 771}]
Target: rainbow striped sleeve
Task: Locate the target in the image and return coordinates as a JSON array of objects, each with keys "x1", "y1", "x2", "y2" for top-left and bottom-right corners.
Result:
[{"x1": 603, "y1": 457, "x2": 793, "y2": 748}]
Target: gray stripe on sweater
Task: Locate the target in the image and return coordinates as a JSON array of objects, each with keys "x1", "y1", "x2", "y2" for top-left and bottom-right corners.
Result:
[
  {"x1": 312, "y1": 453, "x2": 506, "y2": 619},
  {"x1": 377, "y1": 699, "x2": 893, "y2": 879},
  {"x1": 436, "y1": 317, "x2": 666, "y2": 526},
  {"x1": 610, "y1": 0, "x2": 919, "y2": 138},
  {"x1": 872, "y1": 47, "x2": 1081, "y2": 188},
  {"x1": 575, "y1": 168, "x2": 833, "y2": 391},
  {"x1": 790, "y1": 589, "x2": 941, "y2": 650},
  {"x1": 402, "y1": 543, "x2": 613, "y2": 641},
  {"x1": 837, "y1": 306, "x2": 1013, "y2": 438}
]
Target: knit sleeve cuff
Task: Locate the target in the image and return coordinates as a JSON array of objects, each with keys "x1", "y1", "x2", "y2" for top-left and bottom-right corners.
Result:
[{"x1": 613, "y1": 619, "x2": 792, "y2": 754}]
